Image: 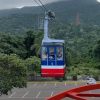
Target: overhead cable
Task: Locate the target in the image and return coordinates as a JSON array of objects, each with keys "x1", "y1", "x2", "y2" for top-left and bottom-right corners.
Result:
[{"x1": 38, "y1": 0, "x2": 48, "y2": 11}]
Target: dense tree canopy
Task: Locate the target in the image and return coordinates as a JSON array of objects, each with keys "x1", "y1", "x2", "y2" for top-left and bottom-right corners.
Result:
[
  {"x1": 93, "y1": 40, "x2": 100, "y2": 60},
  {"x1": 0, "y1": 54, "x2": 27, "y2": 95},
  {"x1": 0, "y1": 31, "x2": 42, "y2": 95}
]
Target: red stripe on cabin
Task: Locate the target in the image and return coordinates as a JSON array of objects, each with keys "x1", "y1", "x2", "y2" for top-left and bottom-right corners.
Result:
[{"x1": 41, "y1": 69, "x2": 65, "y2": 77}]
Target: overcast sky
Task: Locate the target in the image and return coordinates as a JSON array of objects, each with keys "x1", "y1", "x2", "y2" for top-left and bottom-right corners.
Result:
[
  {"x1": 0, "y1": 0, "x2": 100, "y2": 10},
  {"x1": 0, "y1": 0, "x2": 62, "y2": 10}
]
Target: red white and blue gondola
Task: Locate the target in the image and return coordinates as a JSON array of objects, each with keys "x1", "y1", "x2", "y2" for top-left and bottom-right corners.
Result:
[
  {"x1": 41, "y1": 11, "x2": 66, "y2": 77},
  {"x1": 41, "y1": 38, "x2": 66, "y2": 77}
]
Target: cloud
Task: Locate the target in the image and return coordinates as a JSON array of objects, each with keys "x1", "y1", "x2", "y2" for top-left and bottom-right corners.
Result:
[
  {"x1": 0, "y1": 0, "x2": 62, "y2": 10},
  {"x1": 97, "y1": 0, "x2": 100, "y2": 2}
]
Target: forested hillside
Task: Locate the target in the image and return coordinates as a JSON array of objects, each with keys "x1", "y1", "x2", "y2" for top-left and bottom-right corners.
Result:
[{"x1": 0, "y1": 0, "x2": 100, "y2": 33}]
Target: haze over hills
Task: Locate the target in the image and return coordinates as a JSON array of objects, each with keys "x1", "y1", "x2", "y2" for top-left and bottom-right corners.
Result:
[{"x1": 0, "y1": 0, "x2": 100, "y2": 33}]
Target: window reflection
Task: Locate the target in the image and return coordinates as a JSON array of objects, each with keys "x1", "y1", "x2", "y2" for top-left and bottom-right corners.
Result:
[
  {"x1": 57, "y1": 47, "x2": 63, "y2": 60},
  {"x1": 42, "y1": 47, "x2": 47, "y2": 60}
]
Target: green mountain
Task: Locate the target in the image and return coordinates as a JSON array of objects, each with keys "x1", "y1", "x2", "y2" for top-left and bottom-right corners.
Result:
[{"x1": 0, "y1": 0, "x2": 100, "y2": 33}]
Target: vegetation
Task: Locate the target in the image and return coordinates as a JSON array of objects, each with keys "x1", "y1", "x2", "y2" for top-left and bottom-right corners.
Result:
[
  {"x1": 0, "y1": 31, "x2": 42, "y2": 95},
  {"x1": 25, "y1": 56, "x2": 41, "y2": 76},
  {"x1": 0, "y1": 54, "x2": 27, "y2": 95}
]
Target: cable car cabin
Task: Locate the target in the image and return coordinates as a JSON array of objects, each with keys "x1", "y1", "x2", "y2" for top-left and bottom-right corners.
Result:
[{"x1": 41, "y1": 38, "x2": 66, "y2": 77}]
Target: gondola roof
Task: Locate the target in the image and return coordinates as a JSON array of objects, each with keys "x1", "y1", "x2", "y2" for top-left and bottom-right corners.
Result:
[{"x1": 42, "y1": 37, "x2": 64, "y2": 44}]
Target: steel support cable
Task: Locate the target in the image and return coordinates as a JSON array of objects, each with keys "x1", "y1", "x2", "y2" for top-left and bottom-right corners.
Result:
[
  {"x1": 34, "y1": 0, "x2": 41, "y2": 6},
  {"x1": 33, "y1": 0, "x2": 62, "y2": 26},
  {"x1": 38, "y1": 0, "x2": 48, "y2": 12},
  {"x1": 33, "y1": 0, "x2": 46, "y2": 12}
]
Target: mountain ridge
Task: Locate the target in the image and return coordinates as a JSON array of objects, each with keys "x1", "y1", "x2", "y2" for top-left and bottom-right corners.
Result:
[
  {"x1": 0, "y1": 0, "x2": 98, "y2": 16},
  {"x1": 0, "y1": 0, "x2": 100, "y2": 33}
]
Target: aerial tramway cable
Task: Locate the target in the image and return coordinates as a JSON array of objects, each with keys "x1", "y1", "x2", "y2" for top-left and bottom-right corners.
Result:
[
  {"x1": 38, "y1": 0, "x2": 48, "y2": 12},
  {"x1": 33, "y1": 0, "x2": 63, "y2": 21},
  {"x1": 33, "y1": 0, "x2": 56, "y2": 19},
  {"x1": 33, "y1": 0, "x2": 48, "y2": 12}
]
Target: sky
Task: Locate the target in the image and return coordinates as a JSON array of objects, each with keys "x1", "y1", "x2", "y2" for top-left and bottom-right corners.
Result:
[
  {"x1": 0, "y1": 0, "x2": 100, "y2": 10},
  {"x1": 0, "y1": 0, "x2": 62, "y2": 10},
  {"x1": 97, "y1": 0, "x2": 100, "y2": 2}
]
